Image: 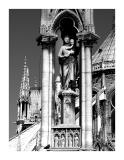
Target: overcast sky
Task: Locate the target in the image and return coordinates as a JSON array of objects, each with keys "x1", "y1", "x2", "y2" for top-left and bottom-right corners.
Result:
[{"x1": 9, "y1": 9, "x2": 115, "y2": 138}]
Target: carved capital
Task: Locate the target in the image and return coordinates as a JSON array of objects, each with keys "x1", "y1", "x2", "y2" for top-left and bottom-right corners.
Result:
[
  {"x1": 76, "y1": 31, "x2": 99, "y2": 47},
  {"x1": 59, "y1": 89, "x2": 78, "y2": 100},
  {"x1": 36, "y1": 33, "x2": 58, "y2": 47}
]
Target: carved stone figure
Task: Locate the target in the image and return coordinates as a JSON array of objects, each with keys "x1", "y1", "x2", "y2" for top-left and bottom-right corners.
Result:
[
  {"x1": 54, "y1": 135, "x2": 59, "y2": 148},
  {"x1": 74, "y1": 134, "x2": 79, "y2": 147},
  {"x1": 58, "y1": 35, "x2": 76, "y2": 89},
  {"x1": 68, "y1": 134, "x2": 73, "y2": 147},
  {"x1": 61, "y1": 134, "x2": 65, "y2": 147},
  {"x1": 55, "y1": 76, "x2": 62, "y2": 125}
]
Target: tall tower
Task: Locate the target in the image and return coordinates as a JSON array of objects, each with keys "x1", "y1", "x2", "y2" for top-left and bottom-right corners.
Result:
[{"x1": 17, "y1": 56, "x2": 31, "y2": 133}]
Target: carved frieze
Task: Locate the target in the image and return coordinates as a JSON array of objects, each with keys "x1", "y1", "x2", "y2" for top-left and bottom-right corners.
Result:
[{"x1": 52, "y1": 127, "x2": 80, "y2": 148}]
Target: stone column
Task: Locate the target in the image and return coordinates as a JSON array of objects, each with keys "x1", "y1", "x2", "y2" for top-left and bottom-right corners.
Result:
[
  {"x1": 96, "y1": 94, "x2": 100, "y2": 134},
  {"x1": 27, "y1": 103, "x2": 30, "y2": 120},
  {"x1": 85, "y1": 45, "x2": 93, "y2": 149},
  {"x1": 20, "y1": 102, "x2": 22, "y2": 120},
  {"x1": 23, "y1": 103, "x2": 26, "y2": 119},
  {"x1": 102, "y1": 72, "x2": 106, "y2": 89},
  {"x1": 77, "y1": 31, "x2": 99, "y2": 150},
  {"x1": 94, "y1": 104, "x2": 98, "y2": 138},
  {"x1": 17, "y1": 102, "x2": 20, "y2": 121},
  {"x1": 108, "y1": 101, "x2": 112, "y2": 138},
  {"x1": 37, "y1": 34, "x2": 57, "y2": 148},
  {"x1": 41, "y1": 43, "x2": 49, "y2": 147},
  {"x1": 104, "y1": 100, "x2": 110, "y2": 143},
  {"x1": 48, "y1": 44, "x2": 55, "y2": 145},
  {"x1": 79, "y1": 42, "x2": 86, "y2": 149}
]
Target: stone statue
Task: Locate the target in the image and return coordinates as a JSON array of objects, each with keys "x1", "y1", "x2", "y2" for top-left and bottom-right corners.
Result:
[
  {"x1": 58, "y1": 35, "x2": 76, "y2": 90},
  {"x1": 54, "y1": 135, "x2": 59, "y2": 148},
  {"x1": 61, "y1": 134, "x2": 65, "y2": 147},
  {"x1": 55, "y1": 76, "x2": 62, "y2": 125},
  {"x1": 74, "y1": 134, "x2": 79, "y2": 147},
  {"x1": 68, "y1": 134, "x2": 73, "y2": 147}
]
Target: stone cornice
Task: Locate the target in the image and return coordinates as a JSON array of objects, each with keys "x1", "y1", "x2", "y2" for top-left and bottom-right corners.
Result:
[
  {"x1": 92, "y1": 60, "x2": 115, "y2": 72},
  {"x1": 59, "y1": 89, "x2": 79, "y2": 97},
  {"x1": 36, "y1": 33, "x2": 58, "y2": 47},
  {"x1": 76, "y1": 31, "x2": 99, "y2": 46}
]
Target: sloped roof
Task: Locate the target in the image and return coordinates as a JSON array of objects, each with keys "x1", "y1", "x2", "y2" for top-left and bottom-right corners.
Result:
[{"x1": 92, "y1": 28, "x2": 115, "y2": 72}]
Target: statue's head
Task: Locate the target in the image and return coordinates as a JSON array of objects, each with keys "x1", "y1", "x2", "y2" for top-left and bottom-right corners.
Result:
[
  {"x1": 70, "y1": 39, "x2": 74, "y2": 45},
  {"x1": 63, "y1": 35, "x2": 70, "y2": 44}
]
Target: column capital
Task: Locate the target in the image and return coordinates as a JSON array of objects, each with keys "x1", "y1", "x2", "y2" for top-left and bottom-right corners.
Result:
[
  {"x1": 59, "y1": 89, "x2": 78, "y2": 99},
  {"x1": 36, "y1": 33, "x2": 58, "y2": 47},
  {"x1": 76, "y1": 31, "x2": 99, "y2": 47}
]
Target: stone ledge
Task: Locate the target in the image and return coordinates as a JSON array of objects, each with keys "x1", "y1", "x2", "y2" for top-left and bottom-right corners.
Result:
[{"x1": 52, "y1": 124, "x2": 80, "y2": 129}]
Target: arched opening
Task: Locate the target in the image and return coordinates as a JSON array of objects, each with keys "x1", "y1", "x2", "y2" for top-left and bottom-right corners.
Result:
[
  {"x1": 54, "y1": 15, "x2": 79, "y2": 80},
  {"x1": 59, "y1": 18, "x2": 77, "y2": 40},
  {"x1": 52, "y1": 10, "x2": 81, "y2": 32}
]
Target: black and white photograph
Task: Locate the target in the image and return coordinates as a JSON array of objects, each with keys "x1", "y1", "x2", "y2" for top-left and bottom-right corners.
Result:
[{"x1": 9, "y1": 9, "x2": 115, "y2": 151}]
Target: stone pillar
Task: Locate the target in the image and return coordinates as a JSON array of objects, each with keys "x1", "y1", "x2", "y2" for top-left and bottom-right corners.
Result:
[
  {"x1": 94, "y1": 116, "x2": 98, "y2": 137},
  {"x1": 77, "y1": 31, "x2": 99, "y2": 150},
  {"x1": 48, "y1": 45, "x2": 54, "y2": 145},
  {"x1": 96, "y1": 94, "x2": 100, "y2": 134},
  {"x1": 20, "y1": 102, "x2": 22, "y2": 119},
  {"x1": 23, "y1": 103, "x2": 26, "y2": 119},
  {"x1": 85, "y1": 45, "x2": 93, "y2": 149},
  {"x1": 108, "y1": 101, "x2": 112, "y2": 138},
  {"x1": 94, "y1": 104, "x2": 98, "y2": 138},
  {"x1": 37, "y1": 34, "x2": 57, "y2": 148},
  {"x1": 104, "y1": 100, "x2": 109, "y2": 143},
  {"x1": 79, "y1": 42, "x2": 86, "y2": 149},
  {"x1": 102, "y1": 72, "x2": 106, "y2": 89},
  {"x1": 27, "y1": 103, "x2": 30, "y2": 120},
  {"x1": 41, "y1": 44, "x2": 49, "y2": 147},
  {"x1": 17, "y1": 102, "x2": 20, "y2": 121}
]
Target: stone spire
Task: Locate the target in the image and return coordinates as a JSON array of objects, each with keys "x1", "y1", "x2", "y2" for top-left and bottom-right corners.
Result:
[{"x1": 19, "y1": 56, "x2": 30, "y2": 101}]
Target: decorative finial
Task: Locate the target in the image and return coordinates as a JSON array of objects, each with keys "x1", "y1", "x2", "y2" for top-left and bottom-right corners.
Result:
[
  {"x1": 24, "y1": 56, "x2": 27, "y2": 66},
  {"x1": 19, "y1": 56, "x2": 30, "y2": 99}
]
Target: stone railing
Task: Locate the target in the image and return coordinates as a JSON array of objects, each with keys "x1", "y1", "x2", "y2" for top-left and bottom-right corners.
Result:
[
  {"x1": 92, "y1": 61, "x2": 115, "y2": 72},
  {"x1": 51, "y1": 125, "x2": 81, "y2": 149},
  {"x1": 9, "y1": 122, "x2": 40, "y2": 151}
]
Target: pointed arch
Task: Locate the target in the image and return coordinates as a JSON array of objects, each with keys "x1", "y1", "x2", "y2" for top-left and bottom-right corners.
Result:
[{"x1": 51, "y1": 9, "x2": 83, "y2": 33}]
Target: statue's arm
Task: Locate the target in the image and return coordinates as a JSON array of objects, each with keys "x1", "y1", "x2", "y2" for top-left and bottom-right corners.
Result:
[
  {"x1": 65, "y1": 45, "x2": 73, "y2": 50},
  {"x1": 62, "y1": 47, "x2": 74, "y2": 57},
  {"x1": 58, "y1": 46, "x2": 74, "y2": 59}
]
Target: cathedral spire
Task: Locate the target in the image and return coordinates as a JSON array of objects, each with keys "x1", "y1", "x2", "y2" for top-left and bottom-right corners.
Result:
[{"x1": 19, "y1": 56, "x2": 30, "y2": 100}]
